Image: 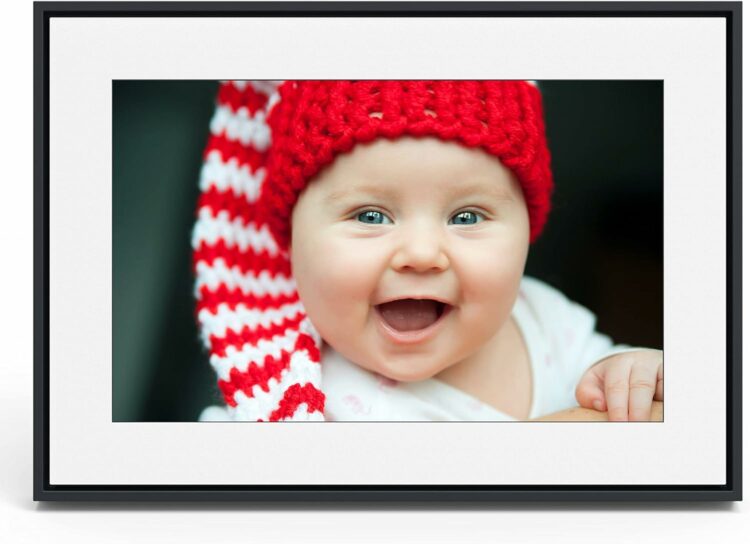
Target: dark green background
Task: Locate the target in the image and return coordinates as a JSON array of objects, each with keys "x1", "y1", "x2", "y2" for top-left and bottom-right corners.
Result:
[{"x1": 113, "y1": 81, "x2": 663, "y2": 421}]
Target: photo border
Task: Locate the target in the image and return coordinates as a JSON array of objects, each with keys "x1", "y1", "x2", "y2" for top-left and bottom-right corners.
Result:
[{"x1": 34, "y1": 1, "x2": 742, "y2": 502}]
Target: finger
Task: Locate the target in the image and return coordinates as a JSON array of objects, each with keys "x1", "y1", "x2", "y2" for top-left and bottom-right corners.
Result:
[
  {"x1": 654, "y1": 361, "x2": 664, "y2": 401},
  {"x1": 628, "y1": 361, "x2": 657, "y2": 421},
  {"x1": 575, "y1": 369, "x2": 606, "y2": 410},
  {"x1": 603, "y1": 361, "x2": 631, "y2": 421}
]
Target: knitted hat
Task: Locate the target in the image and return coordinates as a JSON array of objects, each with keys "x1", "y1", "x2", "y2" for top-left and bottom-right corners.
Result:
[{"x1": 192, "y1": 80, "x2": 553, "y2": 421}]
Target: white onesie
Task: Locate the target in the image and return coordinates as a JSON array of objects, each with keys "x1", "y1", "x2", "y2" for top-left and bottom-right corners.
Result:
[{"x1": 199, "y1": 275, "x2": 648, "y2": 422}]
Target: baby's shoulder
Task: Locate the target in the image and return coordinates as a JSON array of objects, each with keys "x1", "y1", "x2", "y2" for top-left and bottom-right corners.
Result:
[
  {"x1": 519, "y1": 275, "x2": 579, "y2": 311},
  {"x1": 517, "y1": 275, "x2": 597, "y2": 333}
]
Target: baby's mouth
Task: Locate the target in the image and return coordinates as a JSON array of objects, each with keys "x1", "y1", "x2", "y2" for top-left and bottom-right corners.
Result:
[{"x1": 375, "y1": 299, "x2": 449, "y2": 332}]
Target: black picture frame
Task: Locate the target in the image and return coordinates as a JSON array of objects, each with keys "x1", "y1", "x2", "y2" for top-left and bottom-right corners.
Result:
[{"x1": 34, "y1": 1, "x2": 742, "y2": 502}]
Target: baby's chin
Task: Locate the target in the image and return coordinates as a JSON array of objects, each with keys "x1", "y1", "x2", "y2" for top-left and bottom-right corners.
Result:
[
  {"x1": 322, "y1": 341, "x2": 453, "y2": 382},
  {"x1": 357, "y1": 355, "x2": 449, "y2": 383}
]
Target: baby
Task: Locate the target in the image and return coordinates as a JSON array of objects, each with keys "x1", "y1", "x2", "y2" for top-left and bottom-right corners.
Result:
[{"x1": 193, "y1": 80, "x2": 663, "y2": 422}]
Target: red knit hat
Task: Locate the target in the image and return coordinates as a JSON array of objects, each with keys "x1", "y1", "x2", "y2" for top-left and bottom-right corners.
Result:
[{"x1": 192, "y1": 80, "x2": 553, "y2": 421}]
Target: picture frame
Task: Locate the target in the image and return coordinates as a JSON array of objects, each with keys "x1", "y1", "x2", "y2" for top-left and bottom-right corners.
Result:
[{"x1": 34, "y1": 1, "x2": 742, "y2": 501}]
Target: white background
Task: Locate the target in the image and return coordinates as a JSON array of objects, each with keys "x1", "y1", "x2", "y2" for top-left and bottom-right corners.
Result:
[{"x1": 1, "y1": 0, "x2": 748, "y2": 542}]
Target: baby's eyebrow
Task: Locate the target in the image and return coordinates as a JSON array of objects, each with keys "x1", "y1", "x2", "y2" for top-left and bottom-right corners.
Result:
[
  {"x1": 447, "y1": 181, "x2": 516, "y2": 202},
  {"x1": 323, "y1": 181, "x2": 515, "y2": 204},
  {"x1": 323, "y1": 185, "x2": 394, "y2": 204}
]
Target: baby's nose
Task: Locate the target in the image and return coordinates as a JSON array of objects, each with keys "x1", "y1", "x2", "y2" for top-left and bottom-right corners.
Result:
[{"x1": 390, "y1": 223, "x2": 449, "y2": 273}]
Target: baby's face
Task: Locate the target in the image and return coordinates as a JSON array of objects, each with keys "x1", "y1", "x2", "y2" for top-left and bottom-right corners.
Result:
[{"x1": 290, "y1": 137, "x2": 530, "y2": 382}]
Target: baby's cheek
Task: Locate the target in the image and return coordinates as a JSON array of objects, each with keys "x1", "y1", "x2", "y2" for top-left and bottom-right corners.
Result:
[
  {"x1": 460, "y1": 250, "x2": 521, "y2": 303},
  {"x1": 317, "y1": 238, "x2": 382, "y2": 298},
  {"x1": 294, "y1": 237, "x2": 382, "y2": 341},
  {"x1": 454, "y1": 250, "x2": 523, "y2": 342}
]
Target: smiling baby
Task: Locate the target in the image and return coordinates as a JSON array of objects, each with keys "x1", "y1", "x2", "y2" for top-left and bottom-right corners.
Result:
[{"x1": 193, "y1": 80, "x2": 663, "y2": 422}]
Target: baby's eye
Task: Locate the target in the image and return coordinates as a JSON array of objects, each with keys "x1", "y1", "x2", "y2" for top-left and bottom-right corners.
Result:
[
  {"x1": 356, "y1": 210, "x2": 393, "y2": 225},
  {"x1": 450, "y1": 211, "x2": 485, "y2": 225}
]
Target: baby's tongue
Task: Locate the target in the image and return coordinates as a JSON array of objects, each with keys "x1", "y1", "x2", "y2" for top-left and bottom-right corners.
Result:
[{"x1": 378, "y1": 299, "x2": 441, "y2": 332}]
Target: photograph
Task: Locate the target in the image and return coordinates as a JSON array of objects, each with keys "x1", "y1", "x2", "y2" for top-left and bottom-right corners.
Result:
[{"x1": 113, "y1": 80, "x2": 665, "y2": 423}]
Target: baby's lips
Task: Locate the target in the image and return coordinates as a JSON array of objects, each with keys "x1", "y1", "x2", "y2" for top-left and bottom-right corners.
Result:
[{"x1": 373, "y1": 298, "x2": 455, "y2": 345}]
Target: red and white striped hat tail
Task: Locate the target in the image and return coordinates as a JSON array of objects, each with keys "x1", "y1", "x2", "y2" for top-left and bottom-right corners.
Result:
[{"x1": 192, "y1": 81, "x2": 325, "y2": 422}]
